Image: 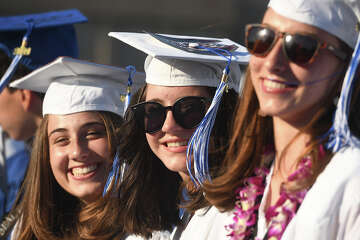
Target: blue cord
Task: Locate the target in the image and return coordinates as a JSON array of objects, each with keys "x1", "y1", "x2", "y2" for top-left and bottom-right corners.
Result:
[
  {"x1": 124, "y1": 65, "x2": 136, "y2": 115},
  {"x1": 103, "y1": 148, "x2": 121, "y2": 196},
  {"x1": 0, "y1": 21, "x2": 34, "y2": 93},
  {"x1": 326, "y1": 32, "x2": 360, "y2": 151},
  {"x1": 186, "y1": 45, "x2": 233, "y2": 187},
  {"x1": 103, "y1": 66, "x2": 136, "y2": 196}
]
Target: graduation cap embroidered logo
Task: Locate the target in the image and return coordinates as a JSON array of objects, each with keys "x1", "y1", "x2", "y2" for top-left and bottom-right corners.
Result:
[{"x1": 146, "y1": 31, "x2": 239, "y2": 55}]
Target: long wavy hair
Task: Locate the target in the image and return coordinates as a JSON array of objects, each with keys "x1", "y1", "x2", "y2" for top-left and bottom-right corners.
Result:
[
  {"x1": 113, "y1": 84, "x2": 239, "y2": 237},
  {"x1": 14, "y1": 111, "x2": 125, "y2": 240},
  {"x1": 203, "y1": 42, "x2": 360, "y2": 211}
]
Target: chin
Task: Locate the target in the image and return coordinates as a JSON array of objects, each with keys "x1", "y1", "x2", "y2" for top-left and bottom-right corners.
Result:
[
  {"x1": 74, "y1": 186, "x2": 103, "y2": 201},
  {"x1": 164, "y1": 161, "x2": 187, "y2": 174},
  {"x1": 78, "y1": 191, "x2": 102, "y2": 203},
  {"x1": 259, "y1": 104, "x2": 287, "y2": 117}
]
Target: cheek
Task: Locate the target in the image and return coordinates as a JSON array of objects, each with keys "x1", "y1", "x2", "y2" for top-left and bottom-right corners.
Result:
[
  {"x1": 249, "y1": 58, "x2": 263, "y2": 87},
  {"x1": 145, "y1": 132, "x2": 164, "y2": 159},
  {"x1": 293, "y1": 53, "x2": 342, "y2": 85},
  {"x1": 94, "y1": 139, "x2": 111, "y2": 163},
  {"x1": 145, "y1": 133, "x2": 158, "y2": 150},
  {"x1": 249, "y1": 57, "x2": 262, "y2": 75},
  {"x1": 49, "y1": 147, "x2": 68, "y2": 179}
]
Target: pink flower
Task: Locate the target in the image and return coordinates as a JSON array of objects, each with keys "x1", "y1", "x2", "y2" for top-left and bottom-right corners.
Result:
[{"x1": 226, "y1": 145, "x2": 321, "y2": 239}]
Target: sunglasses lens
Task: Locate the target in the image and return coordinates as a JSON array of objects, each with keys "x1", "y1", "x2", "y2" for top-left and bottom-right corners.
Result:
[
  {"x1": 133, "y1": 102, "x2": 165, "y2": 133},
  {"x1": 284, "y1": 34, "x2": 318, "y2": 64},
  {"x1": 132, "y1": 97, "x2": 208, "y2": 133},
  {"x1": 246, "y1": 25, "x2": 276, "y2": 55},
  {"x1": 173, "y1": 97, "x2": 207, "y2": 129}
]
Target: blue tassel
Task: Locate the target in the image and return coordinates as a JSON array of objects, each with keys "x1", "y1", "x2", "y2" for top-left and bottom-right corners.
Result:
[
  {"x1": 103, "y1": 148, "x2": 121, "y2": 196},
  {"x1": 102, "y1": 66, "x2": 136, "y2": 196},
  {"x1": 0, "y1": 55, "x2": 23, "y2": 93},
  {"x1": 186, "y1": 46, "x2": 233, "y2": 187},
  {"x1": 0, "y1": 21, "x2": 34, "y2": 93},
  {"x1": 186, "y1": 77, "x2": 229, "y2": 186},
  {"x1": 124, "y1": 65, "x2": 136, "y2": 115},
  {"x1": 326, "y1": 32, "x2": 360, "y2": 152}
]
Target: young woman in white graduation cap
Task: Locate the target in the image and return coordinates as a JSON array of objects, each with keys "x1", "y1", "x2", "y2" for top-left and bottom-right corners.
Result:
[
  {"x1": 105, "y1": 32, "x2": 249, "y2": 239},
  {"x1": 177, "y1": 0, "x2": 360, "y2": 239},
  {"x1": 7, "y1": 56, "x2": 144, "y2": 240}
]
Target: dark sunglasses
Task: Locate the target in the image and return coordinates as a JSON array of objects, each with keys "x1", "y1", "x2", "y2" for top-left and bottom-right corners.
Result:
[
  {"x1": 129, "y1": 96, "x2": 210, "y2": 133},
  {"x1": 245, "y1": 24, "x2": 348, "y2": 64}
]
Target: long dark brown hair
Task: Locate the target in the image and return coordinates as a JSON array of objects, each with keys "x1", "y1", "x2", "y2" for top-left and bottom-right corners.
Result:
[
  {"x1": 203, "y1": 44, "x2": 360, "y2": 211},
  {"x1": 14, "y1": 111, "x2": 125, "y2": 240},
  {"x1": 112, "y1": 84, "x2": 239, "y2": 237}
]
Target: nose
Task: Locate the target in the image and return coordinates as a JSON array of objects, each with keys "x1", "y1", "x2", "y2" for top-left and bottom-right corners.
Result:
[
  {"x1": 263, "y1": 38, "x2": 287, "y2": 73},
  {"x1": 161, "y1": 109, "x2": 183, "y2": 132},
  {"x1": 69, "y1": 138, "x2": 89, "y2": 161}
]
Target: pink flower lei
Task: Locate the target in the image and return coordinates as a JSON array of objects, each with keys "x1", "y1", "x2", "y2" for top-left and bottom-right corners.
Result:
[{"x1": 226, "y1": 145, "x2": 325, "y2": 240}]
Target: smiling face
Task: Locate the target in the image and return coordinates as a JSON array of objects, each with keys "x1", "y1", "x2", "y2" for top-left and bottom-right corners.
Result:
[
  {"x1": 144, "y1": 84, "x2": 211, "y2": 179},
  {"x1": 47, "y1": 111, "x2": 111, "y2": 203},
  {"x1": 250, "y1": 8, "x2": 344, "y2": 127}
]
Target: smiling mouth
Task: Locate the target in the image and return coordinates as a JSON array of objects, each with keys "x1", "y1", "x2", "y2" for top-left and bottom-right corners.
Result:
[
  {"x1": 167, "y1": 141, "x2": 188, "y2": 147},
  {"x1": 264, "y1": 78, "x2": 297, "y2": 89},
  {"x1": 71, "y1": 164, "x2": 98, "y2": 177}
]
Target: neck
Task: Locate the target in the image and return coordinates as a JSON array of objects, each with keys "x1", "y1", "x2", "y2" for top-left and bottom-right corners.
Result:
[{"x1": 272, "y1": 117, "x2": 310, "y2": 178}]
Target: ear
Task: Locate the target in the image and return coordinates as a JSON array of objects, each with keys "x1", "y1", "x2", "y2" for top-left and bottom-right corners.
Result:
[{"x1": 19, "y1": 89, "x2": 35, "y2": 111}]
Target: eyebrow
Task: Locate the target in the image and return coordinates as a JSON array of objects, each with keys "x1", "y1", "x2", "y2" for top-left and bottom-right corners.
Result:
[
  {"x1": 48, "y1": 122, "x2": 105, "y2": 138},
  {"x1": 146, "y1": 98, "x2": 165, "y2": 104}
]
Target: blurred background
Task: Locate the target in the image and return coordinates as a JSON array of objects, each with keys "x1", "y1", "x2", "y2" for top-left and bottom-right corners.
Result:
[{"x1": 0, "y1": 0, "x2": 267, "y2": 72}]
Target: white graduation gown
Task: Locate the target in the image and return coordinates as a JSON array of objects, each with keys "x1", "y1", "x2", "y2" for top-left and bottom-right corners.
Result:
[
  {"x1": 177, "y1": 147, "x2": 360, "y2": 240},
  {"x1": 125, "y1": 231, "x2": 171, "y2": 240}
]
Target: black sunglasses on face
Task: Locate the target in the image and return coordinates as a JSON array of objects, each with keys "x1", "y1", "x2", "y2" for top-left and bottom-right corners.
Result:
[
  {"x1": 129, "y1": 96, "x2": 210, "y2": 133},
  {"x1": 245, "y1": 24, "x2": 348, "y2": 65}
]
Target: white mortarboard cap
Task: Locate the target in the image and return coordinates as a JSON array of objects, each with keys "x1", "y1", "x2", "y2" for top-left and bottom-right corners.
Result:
[
  {"x1": 108, "y1": 32, "x2": 250, "y2": 92},
  {"x1": 268, "y1": 0, "x2": 360, "y2": 48},
  {"x1": 10, "y1": 57, "x2": 145, "y2": 116}
]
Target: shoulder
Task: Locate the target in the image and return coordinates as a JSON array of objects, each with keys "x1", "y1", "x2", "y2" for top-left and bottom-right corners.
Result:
[
  {"x1": 179, "y1": 206, "x2": 233, "y2": 240},
  {"x1": 324, "y1": 147, "x2": 360, "y2": 196},
  {"x1": 282, "y1": 147, "x2": 360, "y2": 239},
  {"x1": 331, "y1": 147, "x2": 360, "y2": 165},
  {"x1": 307, "y1": 146, "x2": 360, "y2": 208}
]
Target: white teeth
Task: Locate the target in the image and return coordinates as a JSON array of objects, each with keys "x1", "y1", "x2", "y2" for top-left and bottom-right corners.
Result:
[
  {"x1": 72, "y1": 164, "x2": 97, "y2": 177},
  {"x1": 167, "y1": 141, "x2": 188, "y2": 147},
  {"x1": 264, "y1": 79, "x2": 287, "y2": 89}
]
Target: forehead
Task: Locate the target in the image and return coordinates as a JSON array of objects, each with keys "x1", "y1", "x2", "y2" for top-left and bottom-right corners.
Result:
[
  {"x1": 47, "y1": 111, "x2": 103, "y2": 133},
  {"x1": 145, "y1": 84, "x2": 211, "y2": 102},
  {"x1": 263, "y1": 8, "x2": 341, "y2": 47}
]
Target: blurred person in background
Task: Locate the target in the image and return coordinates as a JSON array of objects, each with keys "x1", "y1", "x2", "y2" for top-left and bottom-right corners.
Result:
[{"x1": 0, "y1": 9, "x2": 86, "y2": 235}]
